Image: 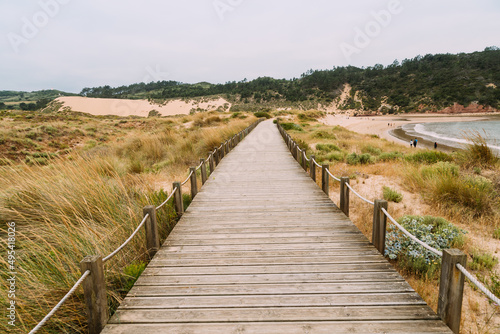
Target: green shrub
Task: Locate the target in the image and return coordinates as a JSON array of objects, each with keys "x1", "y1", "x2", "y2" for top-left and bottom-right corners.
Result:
[
  {"x1": 459, "y1": 131, "x2": 499, "y2": 168},
  {"x1": 420, "y1": 161, "x2": 459, "y2": 179},
  {"x1": 433, "y1": 175, "x2": 496, "y2": 217},
  {"x1": 312, "y1": 130, "x2": 336, "y2": 139},
  {"x1": 183, "y1": 193, "x2": 192, "y2": 210},
  {"x1": 281, "y1": 123, "x2": 302, "y2": 131},
  {"x1": 383, "y1": 186, "x2": 403, "y2": 203},
  {"x1": 316, "y1": 143, "x2": 341, "y2": 152},
  {"x1": 378, "y1": 151, "x2": 404, "y2": 162},
  {"x1": 468, "y1": 250, "x2": 498, "y2": 271},
  {"x1": 385, "y1": 215, "x2": 466, "y2": 277},
  {"x1": 254, "y1": 111, "x2": 271, "y2": 119},
  {"x1": 325, "y1": 152, "x2": 345, "y2": 162},
  {"x1": 361, "y1": 145, "x2": 382, "y2": 156},
  {"x1": 405, "y1": 150, "x2": 452, "y2": 164},
  {"x1": 120, "y1": 261, "x2": 146, "y2": 291},
  {"x1": 493, "y1": 228, "x2": 500, "y2": 239},
  {"x1": 347, "y1": 152, "x2": 373, "y2": 165}
]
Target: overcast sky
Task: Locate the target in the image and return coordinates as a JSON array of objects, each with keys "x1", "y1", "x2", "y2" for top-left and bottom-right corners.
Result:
[{"x1": 1, "y1": 0, "x2": 499, "y2": 93}]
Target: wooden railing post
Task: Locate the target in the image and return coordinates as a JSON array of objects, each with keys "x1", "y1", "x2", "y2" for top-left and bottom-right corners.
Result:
[
  {"x1": 200, "y1": 158, "x2": 207, "y2": 185},
  {"x1": 220, "y1": 145, "x2": 225, "y2": 159},
  {"x1": 213, "y1": 147, "x2": 219, "y2": 166},
  {"x1": 209, "y1": 153, "x2": 215, "y2": 174},
  {"x1": 143, "y1": 205, "x2": 159, "y2": 257},
  {"x1": 438, "y1": 249, "x2": 467, "y2": 334},
  {"x1": 372, "y1": 200, "x2": 388, "y2": 254},
  {"x1": 322, "y1": 164, "x2": 329, "y2": 195},
  {"x1": 310, "y1": 155, "x2": 316, "y2": 182},
  {"x1": 173, "y1": 182, "x2": 183, "y2": 217},
  {"x1": 80, "y1": 255, "x2": 108, "y2": 334},
  {"x1": 301, "y1": 150, "x2": 307, "y2": 171},
  {"x1": 340, "y1": 177, "x2": 350, "y2": 217},
  {"x1": 190, "y1": 167, "x2": 198, "y2": 198}
]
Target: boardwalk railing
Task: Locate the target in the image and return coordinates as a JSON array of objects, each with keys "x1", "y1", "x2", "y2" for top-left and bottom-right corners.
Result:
[
  {"x1": 28, "y1": 119, "x2": 263, "y2": 334},
  {"x1": 277, "y1": 121, "x2": 500, "y2": 334}
]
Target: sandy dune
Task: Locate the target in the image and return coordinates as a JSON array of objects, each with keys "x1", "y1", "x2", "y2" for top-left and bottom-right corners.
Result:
[{"x1": 55, "y1": 96, "x2": 231, "y2": 117}]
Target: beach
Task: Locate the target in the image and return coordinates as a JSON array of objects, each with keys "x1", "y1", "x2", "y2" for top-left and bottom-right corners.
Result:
[{"x1": 320, "y1": 113, "x2": 500, "y2": 152}]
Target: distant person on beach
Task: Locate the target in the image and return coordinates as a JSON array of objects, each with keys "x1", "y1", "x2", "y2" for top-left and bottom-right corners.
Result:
[
  {"x1": 414, "y1": 139, "x2": 418, "y2": 147},
  {"x1": 434, "y1": 142, "x2": 438, "y2": 149},
  {"x1": 410, "y1": 140, "x2": 413, "y2": 147}
]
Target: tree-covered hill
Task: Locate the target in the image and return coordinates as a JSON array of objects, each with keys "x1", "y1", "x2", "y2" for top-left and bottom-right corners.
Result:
[
  {"x1": 80, "y1": 47, "x2": 500, "y2": 113},
  {"x1": 0, "y1": 89, "x2": 75, "y2": 111}
]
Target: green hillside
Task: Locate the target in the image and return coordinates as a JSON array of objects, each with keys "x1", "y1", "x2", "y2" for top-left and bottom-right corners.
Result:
[
  {"x1": 0, "y1": 89, "x2": 76, "y2": 111},
  {"x1": 80, "y1": 47, "x2": 500, "y2": 113}
]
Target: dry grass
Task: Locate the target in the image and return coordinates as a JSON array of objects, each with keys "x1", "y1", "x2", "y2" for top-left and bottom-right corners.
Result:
[{"x1": 0, "y1": 110, "x2": 256, "y2": 333}]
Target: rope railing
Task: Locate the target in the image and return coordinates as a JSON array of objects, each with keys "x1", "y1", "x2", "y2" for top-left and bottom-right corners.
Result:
[
  {"x1": 326, "y1": 168, "x2": 341, "y2": 182},
  {"x1": 346, "y1": 183, "x2": 374, "y2": 205},
  {"x1": 277, "y1": 120, "x2": 500, "y2": 332},
  {"x1": 181, "y1": 170, "x2": 193, "y2": 186},
  {"x1": 196, "y1": 160, "x2": 204, "y2": 170},
  {"x1": 28, "y1": 119, "x2": 264, "y2": 334},
  {"x1": 28, "y1": 270, "x2": 90, "y2": 334},
  {"x1": 456, "y1": 263, "x2": 500, "y2": 305},
  {"x1": 102, "y1": 213, "x2": 149, "y2": 263},
  {"x1": 156, "y1": 187, "x2": 177, "y2": 211}
]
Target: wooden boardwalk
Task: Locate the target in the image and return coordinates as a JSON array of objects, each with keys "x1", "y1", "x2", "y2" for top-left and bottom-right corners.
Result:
[{"x1": 102, "y1": 120, "x2": 452, "y2": 333}]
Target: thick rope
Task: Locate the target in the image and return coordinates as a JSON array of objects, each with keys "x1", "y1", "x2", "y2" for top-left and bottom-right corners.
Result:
[
  {"x1": 381, "y1": 207, "x2": 443, "y2": 257},
  {"x1": 456, "y1": 263, "x2": 500, "y2": 306},
  {"x1": 28, "y1": 270, "x2": 90, "y2": 334},
  {"x1": 312, "y1": 158, "x2": 322, "y2": 168},
  {"x1": 345, "y1": 183, "x2": 374, "y2": 205},
  {"x1": 181, "y1": 170, "x2": 193, "y2": 186},
  {"x1": 195, "y1": 160, "x2": 204, "y2": 171},
  {"x1": 102, "y1": 214, "x2": 148, "y2": 263},
  {"x1": 155, "y1": 188, "x2": 177, "y2": 210},
  {"x1": 326, "y1": 169, "x2": 341, "y2": 182}
]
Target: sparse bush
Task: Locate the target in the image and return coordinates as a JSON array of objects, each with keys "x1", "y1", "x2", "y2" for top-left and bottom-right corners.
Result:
[
  {"x1": 405, "y1": 150, "x2": 452, "y2": 164},
  {"x1": 254, "y1": 111, "x2": 271, "y2": 119},
  {"x1": 468, "y1": 250, "x2": 498, "y2": 271},
  {"x1": 312, "y1": 130, "x2": 336, "y2": 139},
  {"x1": 458, "y1": 131, "x2": 499, "y2": 168},
  {"x1": 361, "y1": 145, "x2": 382, "y2": 156},
  {"x1": 347, "y1": 152, "x2": 373, "y2": 165},
  {"x1": 420, "y1": 161, "x2": 459, "y2": 179},
  {"x1": 316, "y1": 143, "x2": 341, "y2": 152},
  {"x1": 378, "y1": 151, "x2": 403, "y2": 162},
  {"x1": 383, "y1": 186, "x2": 403, "y2": 203},
  {"x1": 281, "y1": 123, "x2": 302, "y2": 131},
  {"x1": 325, "y1": 152, "x2": 345, "y2": 162}
]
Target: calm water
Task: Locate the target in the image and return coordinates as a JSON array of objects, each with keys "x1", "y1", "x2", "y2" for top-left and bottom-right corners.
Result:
[{"x1": 402, "y1": 120, "x2": 500, "y2": 154}]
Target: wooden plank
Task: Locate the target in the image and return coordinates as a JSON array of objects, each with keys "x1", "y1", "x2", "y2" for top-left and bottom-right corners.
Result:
[
  {"x1": 127, "y1": 281, "x2": 416, "y2": 296},
  {"x1": 119, "y1": 292, "x2": 427, "y2": 309},
  {"x1": 142, "y1": 263, "x2": 396, "y2": 275},
  {"x1": 135, "y1": 272, "x2": 405, "y2": 285},
  {"x1": 109, "y1": 305, "x2": 440, "y2": 323},
  {"x1": 101, "y1": 321, "x2": 454, "y2": 334}
]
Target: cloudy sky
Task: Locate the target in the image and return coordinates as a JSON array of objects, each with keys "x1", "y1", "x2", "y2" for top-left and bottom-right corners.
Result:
[{"x1": 1, "y1": 0, "x2": 499, "y2": 93}]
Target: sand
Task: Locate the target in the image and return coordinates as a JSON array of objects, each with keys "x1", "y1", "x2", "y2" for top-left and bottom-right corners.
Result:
[
  {"x1": 55, "y1": 96, "x2": 231, "y2": 117},
  {"x1": 320, "y1": 113, "x2": 499, "y2": 151}
]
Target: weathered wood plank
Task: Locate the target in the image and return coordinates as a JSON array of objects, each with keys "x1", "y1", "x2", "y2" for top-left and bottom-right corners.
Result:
[
  {"x1": 119, "y1": 292, "x2": 427, "y2": 309},
  {"x1": 109, "y1": 305, "x2": 440, "y2": 323},
  {"x1": 127, "y1": 281, "x2": 416, "y2": 296},
  {"x1": 102, "y1": 321, "x2": 454, "y2": 334}
]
